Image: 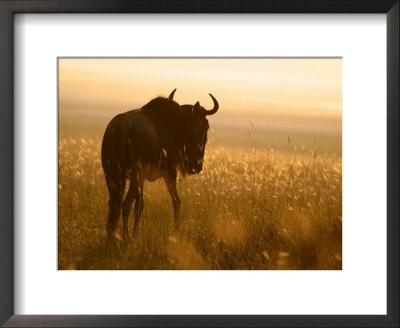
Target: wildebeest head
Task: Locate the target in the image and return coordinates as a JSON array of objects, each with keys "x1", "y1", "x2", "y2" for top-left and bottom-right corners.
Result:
[{"x1": 180, "y1": 94, "x2": 219, "y2": 175}]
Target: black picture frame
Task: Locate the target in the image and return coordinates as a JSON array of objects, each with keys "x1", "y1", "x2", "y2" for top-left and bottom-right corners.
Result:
[{"x1": 0, "y1": 1, "x2": 398, "y2": 327}]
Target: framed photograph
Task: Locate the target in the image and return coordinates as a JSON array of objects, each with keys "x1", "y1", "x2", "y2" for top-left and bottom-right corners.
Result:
[
  {"x1": 0, "y1": 1, "x2": 398, "y2": 327},
  {"x1": 57, "y1": 57, "x2": 342, "y2": 271}
]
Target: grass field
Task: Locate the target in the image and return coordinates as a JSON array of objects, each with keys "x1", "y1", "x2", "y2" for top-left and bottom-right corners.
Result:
[{"x1": 58, "y1": 116, "x2": 342, "y2": 270}]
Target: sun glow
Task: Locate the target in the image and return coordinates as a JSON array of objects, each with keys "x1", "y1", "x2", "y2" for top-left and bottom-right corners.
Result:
[{"x1": 59, "y1": 58, "x2": 341, "y2": 121}]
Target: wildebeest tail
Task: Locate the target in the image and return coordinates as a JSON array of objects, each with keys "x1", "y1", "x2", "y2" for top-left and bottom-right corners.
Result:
[
  {"x1": 101, "y1": 117, "x2": 128, "y2": 185},
  {"x1": 119, "y1": 118, "x2": 134, "y2": 175}
]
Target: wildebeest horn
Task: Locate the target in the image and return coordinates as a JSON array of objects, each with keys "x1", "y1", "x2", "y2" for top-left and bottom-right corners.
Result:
[
  {"x1": 168, "y1": 88, "x2": 177, "y2": 100},
  {"x1": 204, "y1": 94, "x2": 219, "y2": 115}
]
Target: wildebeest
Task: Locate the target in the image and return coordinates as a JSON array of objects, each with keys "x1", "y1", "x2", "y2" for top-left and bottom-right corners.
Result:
[{"x1": 101, "y1": 89, "x2": 219, "y2": 240}]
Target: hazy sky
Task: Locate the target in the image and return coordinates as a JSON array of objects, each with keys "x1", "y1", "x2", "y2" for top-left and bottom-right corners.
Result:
[{"x1": 59, "y1": 58, "x2": 341, "y2": 122}]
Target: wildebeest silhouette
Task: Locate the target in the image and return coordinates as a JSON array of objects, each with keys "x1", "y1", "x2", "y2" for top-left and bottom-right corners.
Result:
[{"x1": 101, "y1": 89, "x2": 219, "y2": 240}]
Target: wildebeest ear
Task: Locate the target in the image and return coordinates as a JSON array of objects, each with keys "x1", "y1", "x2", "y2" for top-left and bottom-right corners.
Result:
[{"x1": 193, "y1": 101, "x2": 201, "y2": 112}]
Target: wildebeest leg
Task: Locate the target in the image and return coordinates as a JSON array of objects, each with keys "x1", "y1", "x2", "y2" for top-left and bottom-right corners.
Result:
[
  {"x1": 121, "y1": 181, "x2": 135, "y2": 241},
  {"x1": 132, "y1": 179, "x2": 144, "y2": 238},
  {"x1": 165, "y1": 177, "x2": 181, "y2": 228},
  {"x1": 105, "y1": 176, "x2": 125, "y2": 241}
]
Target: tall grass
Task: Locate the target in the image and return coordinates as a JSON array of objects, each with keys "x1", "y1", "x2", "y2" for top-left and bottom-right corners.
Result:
[{"x1": 58, "y1": 134, "x2": 341, "y2": 270}]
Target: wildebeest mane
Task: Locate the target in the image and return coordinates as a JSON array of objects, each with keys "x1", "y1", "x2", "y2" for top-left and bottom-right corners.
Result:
[{"x1": 141, "y1": 96, "x2": 179, "y2": 115}]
